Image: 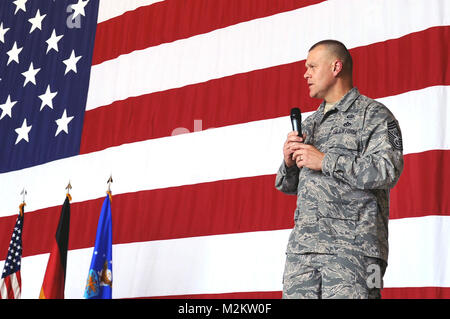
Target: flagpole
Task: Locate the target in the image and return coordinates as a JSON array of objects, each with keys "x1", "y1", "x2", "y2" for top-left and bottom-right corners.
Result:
[
  {"x1": 19, "y1": 188, "x2": 26, "y2": 217},
  {"x1": 65, "y1": 181, "x2": 72, "y2": 201},
  {"x1": 107, "y1": 175, "x2": 113, "y2": 200}
]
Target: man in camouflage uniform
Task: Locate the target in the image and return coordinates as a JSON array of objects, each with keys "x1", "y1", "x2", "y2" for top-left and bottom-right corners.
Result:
[{"x1": 275, "y1": 40, "x2": 404, "y2": 298}]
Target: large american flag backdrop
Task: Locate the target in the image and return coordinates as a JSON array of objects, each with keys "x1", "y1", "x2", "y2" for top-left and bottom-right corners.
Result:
[{"x1": 0, "y1": 0, "x2": 448, "y2": 299}]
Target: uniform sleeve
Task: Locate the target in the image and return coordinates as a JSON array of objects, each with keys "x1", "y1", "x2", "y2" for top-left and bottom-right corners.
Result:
[
  {"x1": 275, "y1": 160, "x2": 300, "y2": 195},
  {"x1": 321, "y1": 102, "x2": 404, "y2": 190},
  {"x1": 275, "y1": 114, "x2": 315, "y2": 194}
]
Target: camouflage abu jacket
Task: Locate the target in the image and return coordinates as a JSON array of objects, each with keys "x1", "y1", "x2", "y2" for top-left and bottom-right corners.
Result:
[{"x1": 275, "y1": 87, "x2": 404, "y2": 262}]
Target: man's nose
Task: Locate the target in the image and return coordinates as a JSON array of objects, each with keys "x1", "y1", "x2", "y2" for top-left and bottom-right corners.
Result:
[{"x1": 304, "y1": 70, "x2": 309, "y2": 79}]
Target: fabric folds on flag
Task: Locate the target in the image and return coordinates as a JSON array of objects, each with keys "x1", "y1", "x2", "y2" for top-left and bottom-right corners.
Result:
[
  {"x1": 0, "y1": 0, "x2": 449, "y2": 299},
  {"x1": 39, "y1": 195, "x2": 71, "y2": 299},
  {"x1": 84, "y1": 192, "x2": 112, "y2": 299},
  {"x1": 0, "y1": 204, "x2": 25, "y2": 299}
]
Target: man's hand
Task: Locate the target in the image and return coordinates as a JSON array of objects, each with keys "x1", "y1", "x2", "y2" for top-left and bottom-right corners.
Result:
[
  {"x1": 292, "y1": 143, "x2": 325, "y2": 171},
  {"x1": 283, "y1": 131, "x2": 305, "y2": 167}
]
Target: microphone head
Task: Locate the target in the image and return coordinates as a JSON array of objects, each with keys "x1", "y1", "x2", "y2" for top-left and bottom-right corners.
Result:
[
  {"x1": 290, "y1": 107, "x2": 301, "y2": 119},
  {"x1": 290, "y1": 107, "x2": 302, "y2": 135}
]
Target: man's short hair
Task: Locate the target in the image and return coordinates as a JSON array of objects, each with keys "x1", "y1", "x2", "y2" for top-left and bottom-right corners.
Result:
[{"x1": 309, "y1": 39, "x2": 353, "y2": 76}]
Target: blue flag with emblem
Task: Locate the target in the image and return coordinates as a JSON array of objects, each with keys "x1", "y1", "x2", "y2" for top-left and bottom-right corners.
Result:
[{"x1": 84, "y1": 192, "x2": 112, "y2": 299}]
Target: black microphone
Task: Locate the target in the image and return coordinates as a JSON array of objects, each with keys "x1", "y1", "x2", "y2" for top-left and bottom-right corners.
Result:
[{"x1": 290, "y1": 107, "x2": 302, "y2": 137}]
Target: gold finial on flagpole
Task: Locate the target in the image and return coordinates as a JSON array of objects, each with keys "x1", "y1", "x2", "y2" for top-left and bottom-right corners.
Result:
[
  {"x1": 20, "y1": 188, "x2": 27, "y2": 204},
  {"x1": 66, "y1": 181, "x2": 72, "y2": 201},
  {"x1": 19, "y1": 188, "x2": 27, "y2": 216},
  {"x1": 107, "y1": 175, "x2": 113, "y2": 192},
  {"x1": 107, "y1": 175, "x2": 113, "y2": 200}
]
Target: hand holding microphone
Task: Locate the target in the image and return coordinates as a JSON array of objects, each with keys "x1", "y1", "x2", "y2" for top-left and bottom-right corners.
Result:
[
  {"x1": 286, "y1": 107, "x2": 325, "y2": 170},
  {"x1": 284, "y1": 107, "x2": 324, "y2": 170},
  {"x1": 283, "y1": 108, "x2": 305, "y2": 167}
]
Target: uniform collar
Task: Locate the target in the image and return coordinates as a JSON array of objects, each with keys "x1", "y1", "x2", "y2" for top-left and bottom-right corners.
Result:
[{"x1": 318, "y1": 87, "x2": 360, "y2": 114}]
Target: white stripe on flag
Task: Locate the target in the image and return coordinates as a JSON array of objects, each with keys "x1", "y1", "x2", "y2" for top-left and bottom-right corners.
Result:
[
  {"x1": 11, "y1": 273, "x2": 20, "y2": 299},
  {"x1": 0, "y1": 279, "x2": 7, "y2": 299},
  {"x1": 385, "y1": 216, "x2": 450, "y2": 288}
]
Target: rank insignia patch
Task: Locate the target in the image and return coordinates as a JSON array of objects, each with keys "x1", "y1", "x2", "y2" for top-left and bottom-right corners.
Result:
[{"x1": 387, "y1": 120, "x2": 403, "y2": 150}]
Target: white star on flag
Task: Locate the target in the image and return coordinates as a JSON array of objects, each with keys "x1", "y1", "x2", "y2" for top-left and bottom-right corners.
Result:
[
  {"x1": 0, "y1": 22, "x2": 10, "y2": 43},
  {"x1": 55, "y1": 109, "x2": 74, "y2": 136},
  {"x1": 6, "y1": 41, "x2": 23, "y2": 65},
  {"x1": 21, "y1": 62, "x2": 40, "y2": 87},
  {"x1": 0, "y1": 95, "x2": 18, "y2": 120},
  {"x1": 62, "y1": 49, "x2": 82, "y2": 75},
  {"x1": 45, "y1": 29, "x2": 63, "y2": 54},
  {"x1": 28, "y1": 9, "x2": 47, "y2": 34},
  {"x1": 38, "y1": 85, "x2": 58, "y2": 111},
  {"x1": 71, "y1": 0, "x2": 90, "y2": 20},
  {"x1": 13, "y1": 0, "x2": 28, "y2": 15},
  {"x1": 15, "y1": 118, "x2": 32, "y2": 145}
]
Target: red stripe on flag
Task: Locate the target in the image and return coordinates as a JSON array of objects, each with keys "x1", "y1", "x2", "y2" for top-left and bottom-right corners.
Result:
[
  {"x1": 353, "y1": 26, "x2": 450, "y2": 99},
  {"x1": 138, "y1": 287, "x2": 450, "y2": 299},
  {"x1": 17, "y1": 175, "x2": 294, "y2": 257},
  {"x1": 144, "y1": 291, "x2": 283, "y2": 299},
  {"x1": 5, "y1": 150, "x2": 448, "y2": 259},
  {"x1": 3, "y1": 276, "x2": 14, "y2": 299},
  {"x1": 92, "y1": 0, "x2": 325, "y2": 66},
  {"x1": 1, "y1": 274, "x2": 14, "y2": 299},
  {"x1": 80, "y1": 26, "x2": 450, "y2": 155},
  {"x1": 390, "y1": 149, "x2": 450, "y2": 219},
  {"x1": 0, "y1": 216, "x2": 16, "y2": 253},
  {"x1": 3, "y1": 272, "x2": 22, "y2": 299},
  {"x1": 382, "y1": 287, "x2": 450, "y2": 299},
  {"x1": 14, "y1": 272, "x2": 21, "y2": 299}
]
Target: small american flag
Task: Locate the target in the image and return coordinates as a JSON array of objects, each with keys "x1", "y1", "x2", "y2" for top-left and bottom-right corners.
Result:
[{"x1": 0, "y1": 205, "x2": 24, "y2": 299}]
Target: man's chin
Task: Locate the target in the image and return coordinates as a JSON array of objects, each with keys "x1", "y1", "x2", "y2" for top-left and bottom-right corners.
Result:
[
  {"x1": 309, "y1": 91, "x2": 319, "y2": 99},
  {"x1": 309, "y1": 90, "x2": 323, "y2": 100}
]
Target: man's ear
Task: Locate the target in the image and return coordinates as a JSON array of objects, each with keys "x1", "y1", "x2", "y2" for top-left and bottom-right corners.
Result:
[{"x1": 333, "y1": 60, "x2": 343, "y2": 75}]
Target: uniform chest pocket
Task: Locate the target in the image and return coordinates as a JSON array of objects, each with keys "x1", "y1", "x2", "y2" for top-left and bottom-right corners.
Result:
[{"x1": 327, "y1": 127, "x2": 360, "y2": 155}]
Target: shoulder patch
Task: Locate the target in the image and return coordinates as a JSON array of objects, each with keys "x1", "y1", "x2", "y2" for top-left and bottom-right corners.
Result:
[{"x1": 387, "y1": 120, "x2": 403, "y2": 151}]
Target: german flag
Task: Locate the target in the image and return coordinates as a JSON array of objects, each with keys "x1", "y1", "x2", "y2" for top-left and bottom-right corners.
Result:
[{"x1": 39, "y1": 194, "x2": 71, "y2": 299}]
